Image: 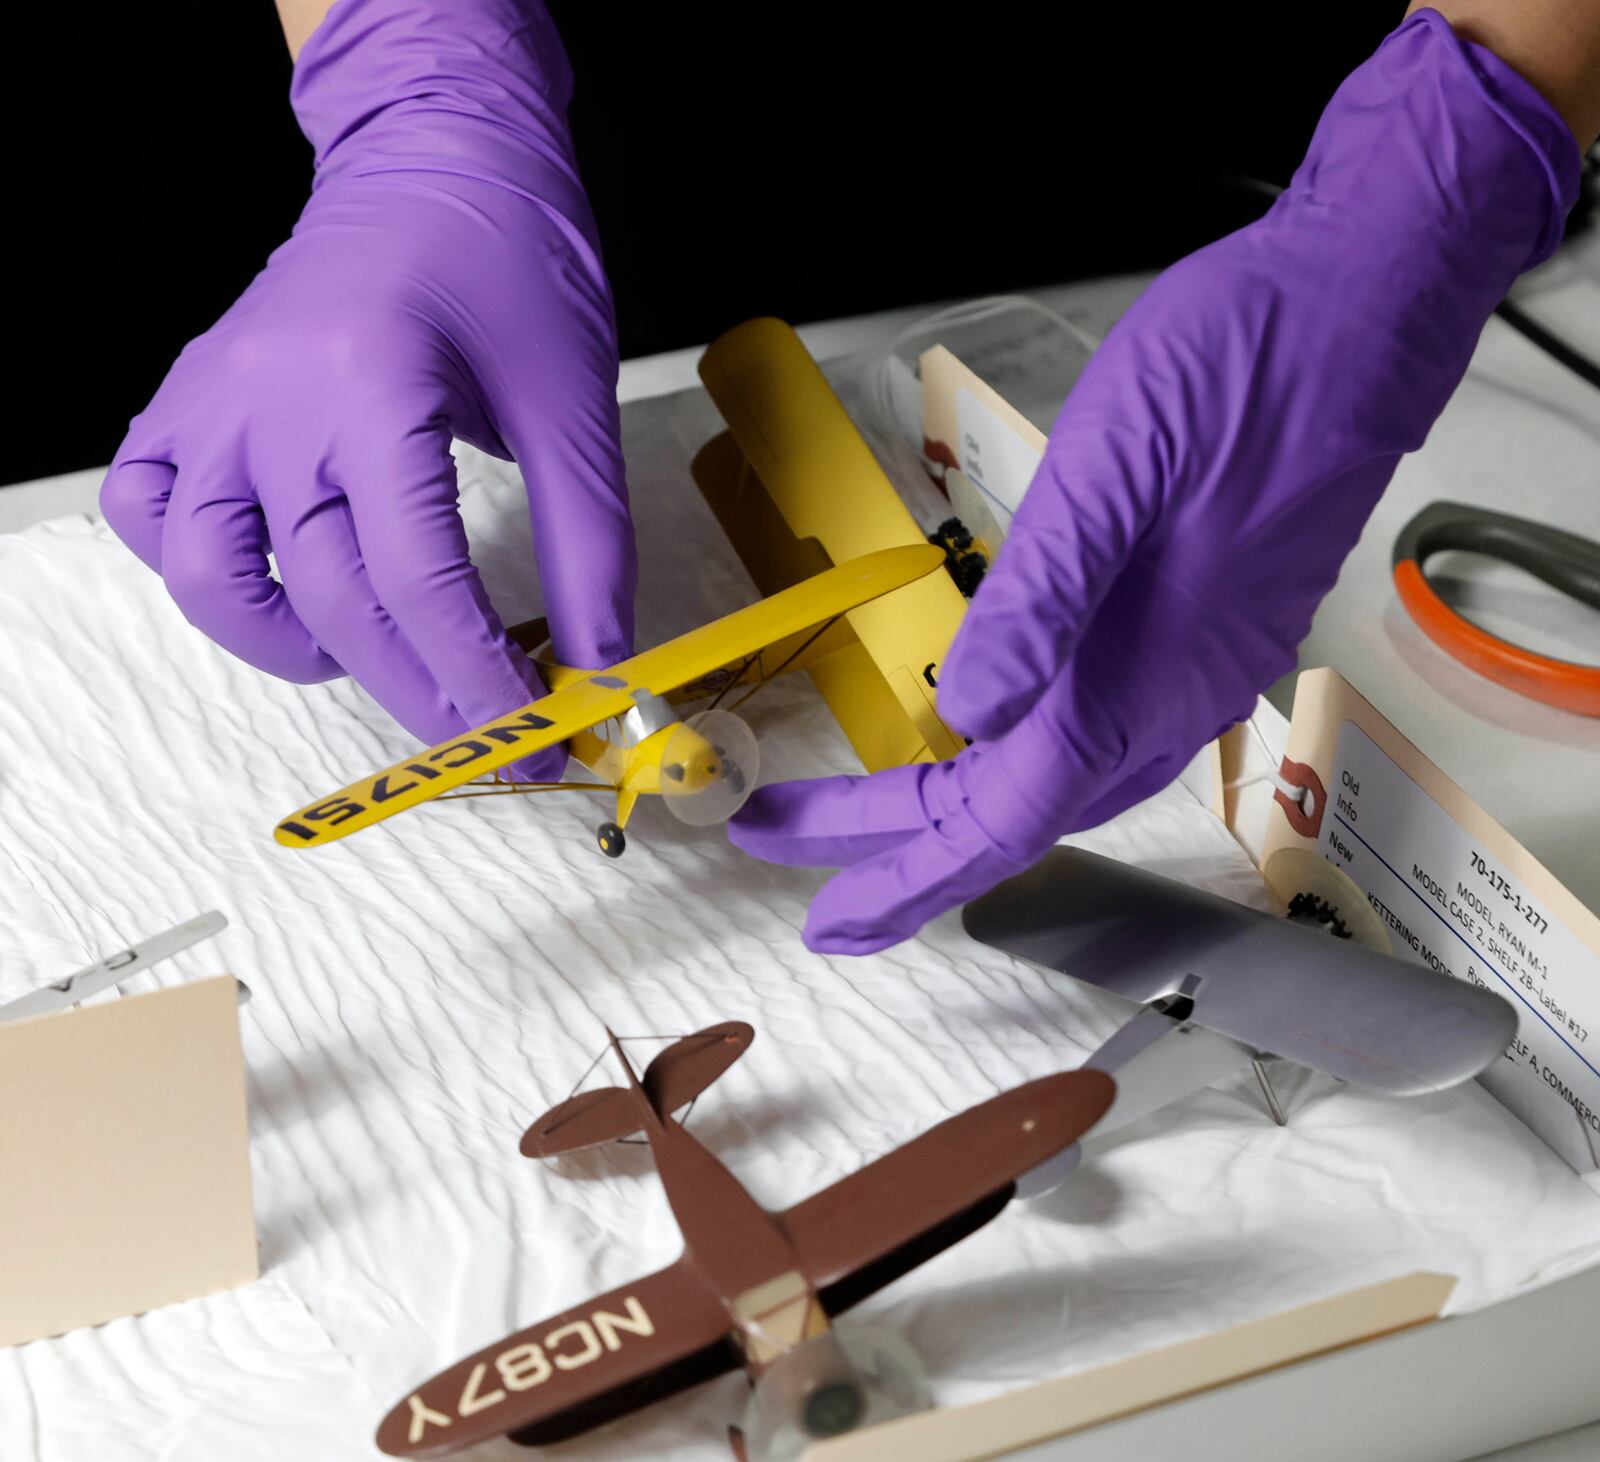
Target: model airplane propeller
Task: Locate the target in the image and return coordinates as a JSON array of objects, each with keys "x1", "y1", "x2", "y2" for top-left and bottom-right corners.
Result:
[
  {"x1": 375, "y1": 1022, "x2": 1115, "y2": 1460},
  {"x1": 274, "y1": 545, "x2": 945, "y2": 859},
  {"x1": 962, "y1": 847, "x2": 1519, "y2": 1195}
]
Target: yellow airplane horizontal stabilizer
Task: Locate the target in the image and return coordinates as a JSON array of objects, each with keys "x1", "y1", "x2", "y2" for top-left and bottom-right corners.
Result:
[{"x1": 274, "y1": 544, "x2": 946, "y2": 849}]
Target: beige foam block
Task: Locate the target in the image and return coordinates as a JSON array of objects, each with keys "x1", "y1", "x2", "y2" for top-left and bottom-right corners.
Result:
[
  {"x1": 0, "y1": 974, "x2": 257, "y2": 1347},
  {"x1": 804, "y1": 1271, "x2": 1455, "y2": 1462}
]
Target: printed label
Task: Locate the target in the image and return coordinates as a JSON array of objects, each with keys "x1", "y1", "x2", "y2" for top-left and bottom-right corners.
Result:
[
  {"x1": 955, "y1": 386, "x2": 1043, "y2": 523},
  {"x1": 1327, "y1": 720, "x2": 1600, "y2": 1168}
]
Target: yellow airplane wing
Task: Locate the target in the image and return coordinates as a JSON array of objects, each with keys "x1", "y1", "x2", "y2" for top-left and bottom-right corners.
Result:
[{"x1": 274, "y1": 544, "x2": 945, "y2": 848}]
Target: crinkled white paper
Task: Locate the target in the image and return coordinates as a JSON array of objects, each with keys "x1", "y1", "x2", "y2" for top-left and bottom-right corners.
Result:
[{"x1": 1, "y1": 386, "x2": 1597, "y2": 1462}]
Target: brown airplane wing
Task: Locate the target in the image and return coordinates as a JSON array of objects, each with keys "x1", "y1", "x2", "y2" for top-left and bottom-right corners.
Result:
[
  {"x1": 778, "y1": 1070, "x2": 1115, "y2": 1314},
  {"x1": 375, "y1": 1258, "x2": 736, "y2": 1458}
]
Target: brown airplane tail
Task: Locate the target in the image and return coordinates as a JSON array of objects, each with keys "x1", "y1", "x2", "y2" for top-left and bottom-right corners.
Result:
[{"x1": 519, "y1": 1021, "x2": 755, "y2": 1159}]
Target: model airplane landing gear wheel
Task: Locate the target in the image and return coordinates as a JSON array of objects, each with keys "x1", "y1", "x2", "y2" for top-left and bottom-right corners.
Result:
[
  {"x1": 596, "y1": 822, "x2": 626, "y2": 859},
  {"x1": 738, "y1": 1326, "x2": 929, "y2": 1461}
]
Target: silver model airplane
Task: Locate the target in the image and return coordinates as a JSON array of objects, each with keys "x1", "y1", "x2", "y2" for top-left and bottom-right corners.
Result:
[
  {"x1": 0, "y1": 911, "x2": 240, "y2": 1024},
  {"x1": 962, "y1": 847, "x2": 1517, "y2": 1194}
]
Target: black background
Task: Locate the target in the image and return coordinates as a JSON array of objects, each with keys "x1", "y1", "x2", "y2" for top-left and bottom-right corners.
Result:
[{"x1": 2, "y1": 3, "x2": 1404, "y2": 488}]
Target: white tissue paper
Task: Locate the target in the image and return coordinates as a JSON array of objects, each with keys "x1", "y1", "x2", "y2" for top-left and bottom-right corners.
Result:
[{"x1": 1, "y1": 383, "x2": 1597, "y2": 1462}]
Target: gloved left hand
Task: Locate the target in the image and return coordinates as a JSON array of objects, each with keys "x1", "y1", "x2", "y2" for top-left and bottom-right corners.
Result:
[{"x1": 99, "y1": 0, "x2": 634, "y2": 781}]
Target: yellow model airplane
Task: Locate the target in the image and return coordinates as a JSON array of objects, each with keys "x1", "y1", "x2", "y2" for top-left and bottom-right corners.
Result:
[
  {"x1": 694, "y1": 318, "x2": 974, "y2": 772},
  {"x1": 275, "y1": 545, "x2": 946, "y2": 858}
]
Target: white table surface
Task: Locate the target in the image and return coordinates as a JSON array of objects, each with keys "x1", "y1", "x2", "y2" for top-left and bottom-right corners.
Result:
[{"x1": 4, "y1": 271, "x2": 1596, "y2": 1462}]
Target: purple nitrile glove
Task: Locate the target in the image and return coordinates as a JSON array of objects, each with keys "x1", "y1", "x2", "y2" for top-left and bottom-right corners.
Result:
[
  {"x1": 100, "y1": 0, "x2": 634, "y2": 782},
  {"x1": 732, "y1": 10, "x2": 1581, "y2": 955}
]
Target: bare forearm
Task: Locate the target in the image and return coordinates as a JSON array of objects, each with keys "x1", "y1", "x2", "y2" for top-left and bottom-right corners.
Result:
[
  {"x1": 1414, "y1": 0, "x2": 1600, "y2": 142},
  {"x1": 276, "y1": 0, "x2": 337, "y2": 59}
]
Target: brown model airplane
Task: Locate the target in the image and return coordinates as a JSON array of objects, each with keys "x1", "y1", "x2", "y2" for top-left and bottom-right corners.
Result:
[{"x1": 376, "y1": 1022, "x2": 1114, "y2": 1459}]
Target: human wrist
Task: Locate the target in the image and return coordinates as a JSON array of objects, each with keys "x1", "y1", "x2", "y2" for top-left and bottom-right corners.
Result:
[
  {"x1": 288, "y1": 0, "x2": 587, "y2": 208},
  {"x1": 1281, "y1": 11, "x2": 1578, "y2": 292}
]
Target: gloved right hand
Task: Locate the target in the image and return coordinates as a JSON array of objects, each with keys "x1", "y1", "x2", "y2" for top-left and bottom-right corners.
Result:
[
  {"x1": 100, "y1": 0, "x2": 634, "y2": 780},
  {"x1": 731, "y1": 8, "x2": 1581, "y2": 954}
]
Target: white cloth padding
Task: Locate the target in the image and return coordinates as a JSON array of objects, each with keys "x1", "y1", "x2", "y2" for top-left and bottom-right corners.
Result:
[{"x1": 1, "y1": 387, "x2": 1597, "y2": 1462}]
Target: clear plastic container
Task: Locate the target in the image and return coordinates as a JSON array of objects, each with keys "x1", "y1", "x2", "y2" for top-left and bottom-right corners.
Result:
[{"x1": 846, "y1": 295, "x2": 1100, "y2": 540}]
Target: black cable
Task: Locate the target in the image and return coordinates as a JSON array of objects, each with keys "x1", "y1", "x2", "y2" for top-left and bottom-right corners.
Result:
[{"x1": 1493, "y1": 300, "x2": 1600, "y2": 394}]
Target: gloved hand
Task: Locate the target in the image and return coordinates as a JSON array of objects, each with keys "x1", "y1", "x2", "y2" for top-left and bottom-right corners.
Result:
[
  {"x1": 732, "y1": 9, "x2": 1580, "y2": 954},
  {"x1": 100, "y1": 0, "x2": 633, "y2": 781}
]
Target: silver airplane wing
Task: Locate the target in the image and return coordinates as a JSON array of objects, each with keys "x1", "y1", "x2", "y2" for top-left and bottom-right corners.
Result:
[
  {"x1": 963, "y1": 847, "x2": 1516, "y2": 1097},
  {"x1": 0, "y1": 911, "x2": 233, "y2": 1024}
]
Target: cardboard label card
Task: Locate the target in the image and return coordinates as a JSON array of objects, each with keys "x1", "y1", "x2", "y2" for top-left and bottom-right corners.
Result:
[
  {"x1": 920, "y1": 344, "x2": 1045, "y2": 536},
  {"x1": 0, "y1": 974, "x2": 257, "y2": 1346},
  {"x1": 1262, "y1": 669, "x2": 1600, "y2": 1172},
  {"x1": 806, "y1": 1272, "x2": 1454, "y2": 1462}
]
